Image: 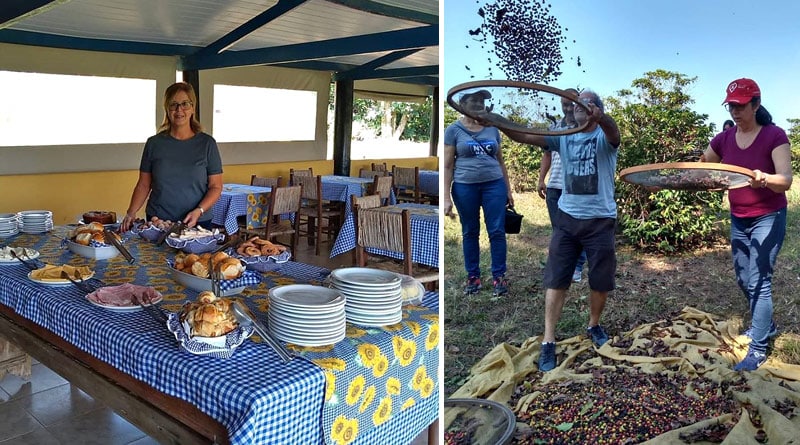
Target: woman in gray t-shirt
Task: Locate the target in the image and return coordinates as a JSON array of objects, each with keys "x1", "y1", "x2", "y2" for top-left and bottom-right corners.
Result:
[
  {"x1": 444, "y1": 90, "x2": 513, "y2": 297},
  {"x1": 120, "y1": 82, "x2": 223, "y2": 232}
]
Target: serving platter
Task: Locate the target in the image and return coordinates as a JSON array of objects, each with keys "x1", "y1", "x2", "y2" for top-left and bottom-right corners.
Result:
[
  {"x1": 28, "y1": 270, "x2": 95, "y2": 286},
  {"x1": 620, "y1": 162, "x2": 756, "y2": 191},
  {"x1": 0, "y1": 247, "x2": 40, "y2": 264},
  {"x1": 330, "y1": 268, "x2": 401, "y2": 287},
  {"x1": 85, "y1": 284, "x2": 163, "y2": 312}
]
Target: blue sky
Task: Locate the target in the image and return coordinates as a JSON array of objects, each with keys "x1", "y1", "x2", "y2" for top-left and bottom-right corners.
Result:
[{"x1": 443, "y1": 0, "x2": 800, "y2": 130}]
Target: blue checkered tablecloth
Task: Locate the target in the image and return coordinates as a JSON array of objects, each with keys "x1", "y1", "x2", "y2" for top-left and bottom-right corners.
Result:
[
  {"x1": 330, "y1": 203, "x2": 439, "y2": 268},
  {"x1": 0, "y1": 229, "x2": 438, "y2": 445},
  {"x1": 323, "y1": 175, "x2": 394, "y2": 257},
  {"x1": 212, "y1": 184, "x2": 273, "y2": 234},
  {"x1": 418, "y1": 170, "x2": 439, "y2": 197}
]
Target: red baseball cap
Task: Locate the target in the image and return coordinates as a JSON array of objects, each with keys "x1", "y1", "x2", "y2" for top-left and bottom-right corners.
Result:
[{"x1": 722, "y1": 78, "x2": 761, "y2": 105}]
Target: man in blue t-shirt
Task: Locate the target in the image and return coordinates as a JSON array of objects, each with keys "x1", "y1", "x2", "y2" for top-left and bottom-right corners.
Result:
[{"x1": 486, "y1": 89, "x2": 621, "y2": 371}]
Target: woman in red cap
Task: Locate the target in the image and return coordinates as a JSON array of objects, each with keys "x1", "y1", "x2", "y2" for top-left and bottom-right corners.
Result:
[{"x1": 702, "y1": 78, "x2": 793, "y2": 371}]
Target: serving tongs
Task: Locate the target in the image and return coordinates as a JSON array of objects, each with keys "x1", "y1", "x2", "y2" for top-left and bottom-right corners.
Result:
[
  {"x1": 61, "y1": 270, "x2": 95, "y2": 293},
  {"x1": 156, "y1": 220, "x2": 185, "y2": 246},
  {"x1": 232, "y1": 300, "x2": 294, "y2": 363},
  {"x1": 9, "y1": 249, "x2": 39, "y2": 270},
  {"x1": 103, "y1": 229, "x2": 135, "y2": 264},
  {"x1": 134, "y1": 292, "x2": 168, "y2": 324}
]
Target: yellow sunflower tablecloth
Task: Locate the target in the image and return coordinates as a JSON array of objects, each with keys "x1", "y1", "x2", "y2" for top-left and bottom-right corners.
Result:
[{"x1": 291, "y1": 305, "x2": 440, "y2": 445}]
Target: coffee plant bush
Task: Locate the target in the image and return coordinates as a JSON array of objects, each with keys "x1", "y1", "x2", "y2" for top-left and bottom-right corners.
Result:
[{"x1": 609, "y1": 70, "x2": 725, "y2": 253}]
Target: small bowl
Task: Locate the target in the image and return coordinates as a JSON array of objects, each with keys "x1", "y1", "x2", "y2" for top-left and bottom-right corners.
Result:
[
  {"x1": 165, "y1": 234, "x2": 226, "y2": 254},
  {"x1": 133, "y1": 225, "x2": 165, "y2": 242},
  {"x1": 67, "y1": 240, "x2": 120, "y2": 260}
]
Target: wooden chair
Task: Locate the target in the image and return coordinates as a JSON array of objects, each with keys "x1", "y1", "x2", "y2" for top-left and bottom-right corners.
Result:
[
  {"x1": 350, "y1": 194, "x2": 383, "y2": 264},
  {"x1": 369, "y1": 175, "x2": 394, "y2": 206},
  {"x1": 354, "y1": 207, "x2": 438, "y2": 285},
  {"x1": 296, "y1": 175, "x2": 343, "y2": 256},
  {"x1": 289, "y1": 168, "x2": 313, "y2": 185},
  {"x1": 259, "y1": 185, "x2": 302, "y2": 259},
  {"x1": 392, "y1": 165, "x2": 420, "y2": 203},
  {"x1": 371, "y1": 162, "x2": 388, "y2": 172},
  {"x1": 250, "y1": 175, "x2": 282, "y2": 188},
  {"x1": 358, "y1": 168, "x2": 387, "y2": 179}
]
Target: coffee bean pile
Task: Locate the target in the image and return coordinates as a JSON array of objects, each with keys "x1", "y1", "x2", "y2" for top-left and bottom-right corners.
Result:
[
  {"x1": 510, "y1": 368, "x2": 747, "y2": 444},
  {"x1": 469, "y1": 0, "x2": 568, "y2": 83}
]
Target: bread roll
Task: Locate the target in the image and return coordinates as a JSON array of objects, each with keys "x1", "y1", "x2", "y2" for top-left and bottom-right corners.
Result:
[
  {"x1": 91, "y1": 232, "x2": 105, "y2": 243},
  {"x1": 184, "y1": 254, "x2": 200, "y2": 268},
  {"x1": 220, "y1": 258, "x2": 243, "y2": 280},
  {"x1": 212, "y1": 251, "x2": 229, "y2": 265},
  {"x1": 198, "y1": 291, "x2": 216, "y2": 303},
  {"x1": 191, "y1": 261, "x2": 209, "y2": 278},
  {"x1": 75, "y1": 232, "x2": 93, "y2": 246}
]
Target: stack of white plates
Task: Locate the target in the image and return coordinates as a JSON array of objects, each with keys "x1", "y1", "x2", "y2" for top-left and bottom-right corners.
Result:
[
  {"x1": 0, "y1": 213, "x2": 19, "y2": 238},
  {"x1": 267, "y1": 284, "x2": 346, "y2": 347},
  {"x1": 330, "y1": 268, "x2": 403, "y2": 326},
  {"x1": 17, "y1": 210, "x2": 54, "y2": 234}
]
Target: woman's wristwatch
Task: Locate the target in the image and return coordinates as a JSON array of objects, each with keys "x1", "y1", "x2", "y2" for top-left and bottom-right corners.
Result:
[{"x1": 196, "y1": 206, "x2": 205, "y2": 215}]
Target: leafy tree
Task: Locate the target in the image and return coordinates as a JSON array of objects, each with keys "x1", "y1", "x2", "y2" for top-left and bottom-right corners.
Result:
[
  {"x1": 352, "y1": 98, "x2": 431, "y2": 142},
  {"x1": 609, "y1": 70, "x2": 725, "y2": 252},
  {"x1": 786, "y1": 118, "x2": 800, "y2": 173}
]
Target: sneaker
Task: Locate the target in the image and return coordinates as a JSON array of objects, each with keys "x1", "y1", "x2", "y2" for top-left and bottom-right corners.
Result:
[
  {"x1": 587, "y1": 325, "x2": 609, "y2": 347},
  {"x1": 539, "y1": 342, "x2": 556, "y2": 371},
  {"x1": 572, "y1": 269, "x2": 582, "y2": 283},
  {"x1": 492, "y1": 277, "x2": 509, "y2": 296},
  {"x1": 743, "y1": 322, "x2": 778, "y2": 340},
  {"x1": 734, "y1": 349, "x2": 767, "y2": 371},
  {"x1": 463, "y1": 276, "x2": 482, "y2": 295}
]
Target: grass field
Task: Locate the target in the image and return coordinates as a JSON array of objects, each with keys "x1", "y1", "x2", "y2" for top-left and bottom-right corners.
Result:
[{"x1": 443, "y1": 185, "x2": 800, "y2": 396}]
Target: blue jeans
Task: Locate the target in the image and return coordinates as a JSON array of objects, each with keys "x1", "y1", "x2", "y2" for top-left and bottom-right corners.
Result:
[
  {"x1": 545, "y1": 187, "x2": 587, "y2": 272},
  {"x1": 452, "y1": 178, "x2": 507, "y2": 280},
  {"x1": 731, "y1": 208, "x2": 786, "y2": 353}
]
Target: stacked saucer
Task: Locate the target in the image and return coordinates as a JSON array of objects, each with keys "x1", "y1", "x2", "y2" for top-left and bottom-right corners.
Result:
[
  {"x1": 17, "y1": 210, "x2": 54, "y2": 234},
  {"x1": 0, "y1": 214, "x2": 19, "y2": 238},
  {"x1": 267, "y1": 284, "x2": 346, "y2": 347},
  {"x1": 329, "y1": 268, "x2": 403, "y2": 326}
]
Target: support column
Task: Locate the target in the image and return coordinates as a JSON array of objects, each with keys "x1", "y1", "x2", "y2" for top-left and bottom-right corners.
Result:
[
  {"x1": 429, "y1": 86, "x2": 439, "y2": 157},
  {"x1": 333, "y1": 79, "x2": 354, "y2": 176}
]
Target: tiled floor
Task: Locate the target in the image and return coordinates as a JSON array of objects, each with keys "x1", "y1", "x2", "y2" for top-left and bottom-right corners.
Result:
[{"x1": 0, "y1": 238, "x2": 433, "y2": 444}]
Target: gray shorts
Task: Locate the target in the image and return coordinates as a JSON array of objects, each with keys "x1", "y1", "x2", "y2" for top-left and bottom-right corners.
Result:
[{"x1": 543, "y1": 209, "x2": 616, "y2": 291}]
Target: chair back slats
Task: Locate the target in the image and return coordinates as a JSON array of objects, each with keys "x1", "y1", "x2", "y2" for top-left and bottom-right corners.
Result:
[
  {"x1": 296, "y1": 175, "x2": 320, "y2": 200},
  {"x1": 290, "y1": 168, "x2": 313, "y2": 185},
  {"x1": 270, "y1": 185, "x2": 302, "y2": 215},
  {"x1": 371, "y1": 162, "x2": 388, "y2": 172},
  {"x1": 251, "y1": 175, "x2": 282, "y2": 188},
  {"x1": 351, "y1": 194, "x2": 382, "y2": 212},
  {"x1": 357, "y1": 208, "x2": 407, "y2": 253},
  {"x1": 359, "y1": 169, "x2": 385, "y2": 179},
  {"x1": 373, "y1": 176, "x2": 393, "y2": 203}
]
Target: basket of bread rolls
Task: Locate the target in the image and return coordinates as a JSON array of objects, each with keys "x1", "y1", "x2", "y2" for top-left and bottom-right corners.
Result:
[
  {"x1": 169, "y1": 251, "x2": 256, "y2": 296},
  {"x1": 232, "y1": 235, "x2": 291, "y2": 265},
  {"x1": 65, "y1": 222, "x2": 122, "y2": 260},
  {"x1": 165, "y1": 226, "x2": 225, "y2": 254},
  {"x1": 166, "y1": 291, "x2": 254, "y2": 358}
]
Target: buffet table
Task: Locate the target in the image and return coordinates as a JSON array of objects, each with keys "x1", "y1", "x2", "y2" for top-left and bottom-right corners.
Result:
[{"x1": 0, "y1": 228, "x2": 439, "y2": 444}]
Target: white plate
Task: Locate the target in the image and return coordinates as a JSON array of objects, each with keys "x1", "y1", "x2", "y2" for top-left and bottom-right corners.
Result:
[
  {"x1": 346, "y1": 303, "x2": 402, "y2": 316},
  {"x1": 0, "y1": 248, "x2": 40, "y2": 264},
  {"x1": 269, "y1": 311, "x2": 346, "y2": 329},
  {"x1": 330, "y1": 282, "x2": 401, "y2": 296},
  {"x1": 269, "y1": 284, "x2": 345, "y2": 308},
  {"x1": 343, "y1": 293, "x2": 403, "y2": 305},
  {"x1": 270, "y1": 305, "x2": 345, "y2": 322},
  {"x1": 269, "y1": 319, "x2": 345, "y2": 337},
  {"x1": 346, "y1": 312, "x2": 403, "y2": 327},
  {"x1": 85, "y1": 284, "x2": 163, "y2": 312},
  {"x1": 28, "y1": 270, "x2": 95, "y2": 286},
  {"x1": 67, "y1": 240, "x2": 120, "y2": 260},
  {"x1": 330, "y1": 268, "x2": 401, "y2": 287}
]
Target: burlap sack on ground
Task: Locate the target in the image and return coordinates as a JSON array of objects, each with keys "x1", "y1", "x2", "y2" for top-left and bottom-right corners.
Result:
[{"x1": 448, "y1": 307, "x2": 800, "y2": 444}]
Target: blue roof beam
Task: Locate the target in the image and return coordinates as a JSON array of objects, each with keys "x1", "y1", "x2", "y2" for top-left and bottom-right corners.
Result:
[
  {"x1": 180, "y1": 24, "x2": 437, "y2": 71},
  {"x1": 338, "y1": 65, "x2": 438, "y2": 81},
  {"x1": 0, "y1": 29, "x2": 198, "y2": 55},
  {"x1": 326, "y1": 0, "x2": 437, "y2": 24}
]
